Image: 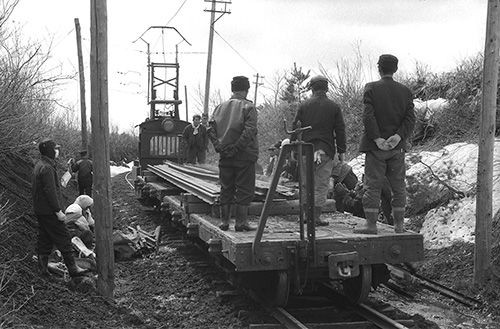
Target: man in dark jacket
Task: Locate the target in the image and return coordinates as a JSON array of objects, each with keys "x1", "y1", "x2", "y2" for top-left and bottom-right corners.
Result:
[
  {"x1": 71, "y1": 150, "x2": 93, "y2": 196},
  {"x1": 208, "y1": 76, "x2": 258, "y2": 231},
  {"x1": 182, "y1": 114, "x2": 208, "y2": 164},
  {"x1": 294, "y1": 75, "x2": 346, "y2": 226},
  {"x1": 32, "y1": 138, "x2": 87, "y2": 278},
  {"x1": 354, "y1": 54, "x2": 416, "y2": 234}
]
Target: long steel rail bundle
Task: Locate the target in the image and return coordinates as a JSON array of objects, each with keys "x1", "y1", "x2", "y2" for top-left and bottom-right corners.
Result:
[
  {"x1": 147, "y1": 164, "x2": 219, "y2": 204},
  {"x1": 164, "y1": 160, "x2": 296, "y2": 198}
]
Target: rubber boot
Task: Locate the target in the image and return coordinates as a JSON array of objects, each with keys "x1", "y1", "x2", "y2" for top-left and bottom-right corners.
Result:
[
  {"x1": 62, "y1": 253, "x2": 89, "y2": 278},
  {"x1": 353, "y1": 211, "x2": 378, "y2": 234},
  {"x1": 393, "y1": 209, "x2": 405, "y2": 233},
  {"x1": 37, "y1": 254, "x2": 51, "y2": 277},
  {"x1": 314, "y1": 206, "x2": 329, "y2": 226},
  {"x1": 219, "y1": 204, "x2": 230, "y2": 231},
  {"x1": 235, "y1": 205, "x2": 256, "y2": 232}
]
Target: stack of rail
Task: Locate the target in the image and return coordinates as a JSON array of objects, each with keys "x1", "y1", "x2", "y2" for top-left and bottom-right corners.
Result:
[{"x1": 147, "y1": 161, "x2": 296, "y2": 205}]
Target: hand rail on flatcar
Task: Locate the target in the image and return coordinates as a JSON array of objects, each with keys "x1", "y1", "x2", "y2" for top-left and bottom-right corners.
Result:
[{"x1": 252, "y1": 120, "x2": 317, "y2": 267}]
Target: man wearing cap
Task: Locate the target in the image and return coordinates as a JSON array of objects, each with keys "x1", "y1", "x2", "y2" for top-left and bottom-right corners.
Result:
[
  {"x1": 208, "y1": 76, "x2": 258, "y2": 231},
  {"x1": 293, "y1": 75, "x2": 346, "y2": 226},
  {"x1": 70, "y1": 150, "x2": 93, "y2": 196},
  {"x1": 182, "y1": 114, "x2": 208, "y2": 164},
  {"x1": 32, "y1": 139, "x2": 87, "y2": 278},
  {"x1": 354, "y1": 54, "x2": 415, "y2": 234}
]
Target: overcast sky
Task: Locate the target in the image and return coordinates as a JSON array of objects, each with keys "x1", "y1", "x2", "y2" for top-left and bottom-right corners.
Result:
[{"x1": 11, "y1": 0, "x2": 487, "y2": 131}]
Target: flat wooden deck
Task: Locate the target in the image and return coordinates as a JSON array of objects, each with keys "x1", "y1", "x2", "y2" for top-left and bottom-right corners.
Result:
[{"x1": 164, "y1": 195, "x2": 424, "y2": 271}]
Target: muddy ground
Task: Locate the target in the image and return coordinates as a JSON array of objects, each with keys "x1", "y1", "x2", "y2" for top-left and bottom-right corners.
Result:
[{"x1": 0, "y1": 152, "x2": 499, "y2": 328}]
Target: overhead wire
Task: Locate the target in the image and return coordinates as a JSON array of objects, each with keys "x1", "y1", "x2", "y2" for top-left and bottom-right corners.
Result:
[
  {"x1": 213, "y1": 29, "x2": 259, "y2": 73},
  {"x1": 166, "y1": 0, "x2": 189, "y2": 25}
]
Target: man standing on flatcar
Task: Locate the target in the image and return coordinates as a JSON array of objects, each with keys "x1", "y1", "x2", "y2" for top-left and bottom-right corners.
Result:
[
  {"x1": 354, "y1": 54, "x2": 415, "y2": 234},
  {"x1": 182, "y1": 114, "x2": 208, "y2": 164},
  {"x1": 293, "y1": 75, "x2": 346, "y2": 226},
  {"x1": 208, "y1": 76, "x2": 258, "y2": 232}
]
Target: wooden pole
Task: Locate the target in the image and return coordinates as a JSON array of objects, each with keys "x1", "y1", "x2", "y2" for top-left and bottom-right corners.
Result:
[
  {"x1": 90, "y1": 0, "x2": 114, "y2": 298},
  {"x1": 253, "y1": 73, "x2": 259, "y2": 105},
  {"x1": 74, "y1": 18, "x2": 88, "y2": 151},
  {"x1": 203, "y1": 0, "x2": 216, "y2": 117},
  {"x1": 474, "y1": 0, "x2": 499, "y2": 285},
  {"x1": 184, "y1": 85, "x2": 189, "y2": 121}
]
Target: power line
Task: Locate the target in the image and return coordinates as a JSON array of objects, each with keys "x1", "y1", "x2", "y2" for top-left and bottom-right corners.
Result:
[
  {"x1": 213, "y1": 29, "x2": 258, "y2": 73},
  {"x1": 166, "y1": 0, "x2": 189, "y2": 25}
]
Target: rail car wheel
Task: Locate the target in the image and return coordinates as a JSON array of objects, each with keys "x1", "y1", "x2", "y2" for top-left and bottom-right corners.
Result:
[
  {"x1": 342, "y1": 264, "x2": 372, "y2": 303},
  {"x1": 248, "y1": 271, "x2": 290, "y2": 307}
]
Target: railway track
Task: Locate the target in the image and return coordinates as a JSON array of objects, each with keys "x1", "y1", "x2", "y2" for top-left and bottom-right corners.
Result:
[{"x1": 158, "y1": 223, "x2": 419, "y2": 329}]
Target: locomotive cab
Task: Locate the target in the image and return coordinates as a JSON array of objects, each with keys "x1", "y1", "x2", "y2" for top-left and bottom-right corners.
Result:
[{"x1": 138, "y1": 116, "x2": 189, "y2": 172}]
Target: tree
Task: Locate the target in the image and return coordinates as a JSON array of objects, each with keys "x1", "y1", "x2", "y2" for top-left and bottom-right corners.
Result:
[{"x1": 280, "y1": 63, "x2": 310, "y2": 124}]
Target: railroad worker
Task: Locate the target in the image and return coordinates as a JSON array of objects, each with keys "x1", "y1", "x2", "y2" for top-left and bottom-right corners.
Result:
[
  {"x1": 293, "y1": 75, "x2": 346, "y2": 226},
  {"x1": 208, "y1": 76, "x2": 258, "y2": 232},
  {"x1": 32, "y1": 138, "x2": 88, "y2": 278},
  {"x1": 264, "y1": 141, "x2": 282, "y2": 176},
  {"x1": 354, "y1": 54, "x2": 415, "y2": 234},
  {"x1": 182, "y1": 114, "x2": 208, "y2": 164},
  {"x1": 70, "y1": 150, "x2": 93, "y2": 196},
  {"x1": 65, "y1": 195, "x2": 95, "y2": 249}
]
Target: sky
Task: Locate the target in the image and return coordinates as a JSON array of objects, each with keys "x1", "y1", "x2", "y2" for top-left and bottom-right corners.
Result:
[{"x1": 10, "y1": 0, "x2": 487, "y2": 132}]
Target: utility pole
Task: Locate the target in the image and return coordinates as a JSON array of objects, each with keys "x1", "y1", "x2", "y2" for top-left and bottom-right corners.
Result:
[
  {"x1": 474, "y1": 0, "x2": 499, "y2": 285},
  {"x1": 74, "y1": 18, "x2": 87, "y2": 151},
  {"x1": 203, "y1": 0, "x2": 231, "y2": 116},
  {"x1": 90, "y1": 0, "x2": 114, "y2": 298},
  {"x1": 184, "y1": 85, "x2": 189, "y2": 121},
  {"x1": 253, "y1": 73, "x2": 264, "y2": 106}
]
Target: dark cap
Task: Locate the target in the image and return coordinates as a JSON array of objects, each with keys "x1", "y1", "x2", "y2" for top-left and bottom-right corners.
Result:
[
  {"x1": 231, "y1": 76, "x2": 250, "y2": 92},
  {"x1": 39, "y1": 138, "x2": 59, "y2": 158},
  {"x1": 308, "y1": 75, "x2": 328, "y2": 91},
  {"x1": 377, "y1": 54, "x2": 398, "y2": 73},
  {"x1": 80, "y1": 150, "x2": 88, "y2": 156}
]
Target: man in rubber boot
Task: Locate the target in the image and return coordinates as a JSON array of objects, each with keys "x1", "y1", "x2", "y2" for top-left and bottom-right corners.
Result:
[
  {"x1": 293, "y1": 75, "x2": 346, "y2": 227},
  {"x1": 32, "y1": 138, "x2": 88, "y2": 278},
  {"x1": 354, "y1": 54, "x2": 415, "y2": 234},
  {"x1": 208, "y1": 76, "x2": 258, "y2": 232}
]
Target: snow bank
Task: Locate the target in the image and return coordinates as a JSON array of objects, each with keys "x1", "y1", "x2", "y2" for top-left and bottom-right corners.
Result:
[
  {"x1": 413, "y1": 98, "x2": 449, "y2": 121},
  {"x1": 110, "y1": 162, "x2": 133, "y2": 178},
  {"x1": 419, "y1": 140, "x2": 500, "y2": 249},
  {"x1": 346, "y1": 139, "x2": 500, "y2": 250}
]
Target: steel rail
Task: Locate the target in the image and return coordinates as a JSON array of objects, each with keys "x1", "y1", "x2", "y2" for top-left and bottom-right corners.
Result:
[
  {"x1": 320, "y1": 282, "x2": 410, "y2": 329},
  {"x1": 268, "y1": 307, "x2": 309, "y2": 329},
  {"x1": 147, "y1": 165, "x2": 218, "y2": 204},
  {"x1": 388, "y1": 264, "x2": 482, "y2": 308},
  {"x1": 165, "y1": 160, "x2": 296, "y2": 198},
  {"x1": 353, "y1": 303, "x2": 409, "y2": 329}
]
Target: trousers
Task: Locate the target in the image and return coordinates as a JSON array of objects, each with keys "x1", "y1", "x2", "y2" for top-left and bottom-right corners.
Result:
[{"x1": 362, "y1": 149, "x2": 406, "y2": 212}]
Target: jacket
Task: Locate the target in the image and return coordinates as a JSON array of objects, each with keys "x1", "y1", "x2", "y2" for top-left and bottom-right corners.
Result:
[
  {"x1": 32, "y1": 155, "x2": 62, "y2": 215},
  {"x1": 293, "y1": 91, "x2": 346, "y2": 158},
  {"x1": 72, "y1": 158, "x2": 93, "y2": 184},
  {"x1": 210, "y1": 93, "x2": 259, "y2": 162},
  {"x1": 182, "y1": 124, "x2": 207, "y2": 149},
  {"x1": 359, "y1": 76, "x2": 416, "y2": 152}
]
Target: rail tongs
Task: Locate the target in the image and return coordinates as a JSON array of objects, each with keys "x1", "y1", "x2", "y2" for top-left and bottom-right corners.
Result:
[{"x1": 252, "y1": 120, "x2": 317, "y2": 265}]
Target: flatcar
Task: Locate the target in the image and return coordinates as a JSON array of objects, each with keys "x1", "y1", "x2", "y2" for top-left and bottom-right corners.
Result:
[{"x1": 134, "y1": 129, "x2": 424, "y2": 307}]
